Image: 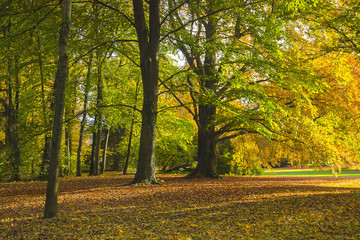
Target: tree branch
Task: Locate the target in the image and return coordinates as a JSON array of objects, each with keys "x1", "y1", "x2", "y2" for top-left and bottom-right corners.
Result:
[{"x1": 93, "y1": 0, "x2": 135, "y2": 28}]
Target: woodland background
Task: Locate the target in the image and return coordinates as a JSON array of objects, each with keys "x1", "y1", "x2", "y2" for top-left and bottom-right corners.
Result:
[{"x1": 0, "y1": 0, "x2": 360, "y2": 183}]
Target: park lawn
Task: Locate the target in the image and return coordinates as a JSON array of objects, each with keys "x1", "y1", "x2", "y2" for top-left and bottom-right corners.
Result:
[
  {"x1": 1, "y1": 174, "x2": 360, "y2": 239},
  {"x1": 264, "y1": 168, "x2": 360, "y2": 177}
]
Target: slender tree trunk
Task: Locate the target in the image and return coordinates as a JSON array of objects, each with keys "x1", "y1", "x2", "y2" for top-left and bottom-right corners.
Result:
[
  {"x1": 123, "y1": 80, "x2": 139, "y2": 175},
  {"x1": 76, "y1": 55, "x2": 92, "y2": 176},
  {"x1": 76, "y1": 118, "x2": 85, "y2": 176},
  {"x1": 89, "y1": 128, "x2": 96, "y2": 176},
  {"x1": 100, "y1": 126, "x2": 110, "y2": 174},
  {"x1": 94, "y1": 118, "x2": 102, "y2": 176},
  {"x1": 89, "y1": 60, "x2": 103, "y2": 176},
  {"x1": 8, "y1": 70, "x2": 21, "y2": 182},
  {"x1": 37, "y1": 36, "x2": 52, "y2": 179},
  {"x1": 123, "y1": 117, "x2": 134, "y2": 175},
  {"x1": 44, "y1": 0, "x2": 72, "y2": 219},
  {"x1": 132, "y1": 0, "x2": 160, "y2": 184},
  {"x1": 93, "y1": 60, "x2": 103, "y2": 176},
  {"x1": 64, "y1": 108, "x2": 73, "y2": 175}
]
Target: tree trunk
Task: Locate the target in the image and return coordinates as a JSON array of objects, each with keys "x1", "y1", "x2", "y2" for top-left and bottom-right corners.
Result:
[
  {"x1": 123, "y1": 116, "x2": 134, "y2": 175},
  {"x1": 191, "y1": 116, "x2": 219, "y2": 178},
  {"x1": 123, "y1": 80, "x2": 139, "y2": 175},
  {"x1": 89, "y1": 129, "x2": 96, "y2": 176},
  {"x1": 113, "y1": 152, "x2": 121, "y2": 171},
  {"x1": 76, "y1": 55, "x2": 92, "y2": 176},
  {"x1": 190, "y1": 8, "x2": 219, "y2": 178},
  {"x1": 132, "y1": 0, "x2": 160, "y2": 184},
  {"x1": 5, "y1": 58, "x2": 21, "y2": 182},
  {"x1": 89, "y1": 60, "x2": 103, "y2": 176},
  {"x1": 100, "y1": 126, "x2": 110, "y2": 174},
  {"x1": 93, "y1": 60, "x2": 103, "y2": 176},
  {"x1": 64, "y1": 108, "x2": 73, "y2": 175},
  {"x1": 2, "y1": 19, "x2": 21, "y2": 182},
  {"x1": 94, "y1": 119, "x2": 102, "y2": 176},
  {"x1": 37, "y1": 36, "x2": 52, "y2": 180},
  {"x1": 44, "y1": 0, "x2": 72, "y2": 219}
]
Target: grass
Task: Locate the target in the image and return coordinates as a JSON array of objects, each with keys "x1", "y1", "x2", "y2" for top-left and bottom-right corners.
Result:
[{"x1": 264, "y1": 168, "x2": 360, "y2": 177}]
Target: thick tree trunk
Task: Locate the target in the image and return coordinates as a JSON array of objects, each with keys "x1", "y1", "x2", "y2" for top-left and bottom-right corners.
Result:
[
  {"x1": 132, "y1": 0, "x2": 160, "y2": 184},
  {"x1": 190, "y1": 9, "x2": 219, "y2": 178},
  {"x1": 76, "y1": 55, "x2": 92, "y2": 176},
  {"x1": 191, "y1": 115, "x2": 219, "y2": 178},
  {"x1": 113, "y1": 152, "x2": 121, "y2": 171},
  {"x1": 44, "y1": 0, "x2": 72, "y2": 219}
]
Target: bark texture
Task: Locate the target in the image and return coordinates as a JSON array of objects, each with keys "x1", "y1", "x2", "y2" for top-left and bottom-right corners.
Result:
[
  {"x1": 44, "y1": 0, "x2": 72, "y2": 219},
  {"x1": 132, "y1": 0, "x2": 160, "y2": 184},
  {"x1": 190, "y1": 7, "x2": 219, "y2": 178}
]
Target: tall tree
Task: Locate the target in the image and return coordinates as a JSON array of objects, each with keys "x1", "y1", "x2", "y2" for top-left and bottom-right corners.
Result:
[
  {"x1": 166, "y1": 0, "x2": 325, "y2": 177},
  {"x1": 44, "y1": 0, "x2": 72, "y2": 219},
  {"x1": 2, "y1": 19, "x2": 21, "y2": 181},
  {"x1": 132, "y1": 0, "x2": 161, "y2": 184}
]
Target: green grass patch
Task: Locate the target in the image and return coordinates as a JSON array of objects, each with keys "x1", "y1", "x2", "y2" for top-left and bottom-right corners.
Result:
[{"x1": 264, "y1": 168, "x2": 360, "y2": 177}]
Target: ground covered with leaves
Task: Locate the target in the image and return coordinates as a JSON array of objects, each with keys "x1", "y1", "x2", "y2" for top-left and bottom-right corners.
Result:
[{"x1": 1, "y1": 173, "x2": 360, "y2": 239}]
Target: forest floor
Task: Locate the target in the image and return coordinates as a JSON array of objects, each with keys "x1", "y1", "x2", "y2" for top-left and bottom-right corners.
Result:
[{"x1": 1, "y1": 173, "x2": 360, "y2": 239}]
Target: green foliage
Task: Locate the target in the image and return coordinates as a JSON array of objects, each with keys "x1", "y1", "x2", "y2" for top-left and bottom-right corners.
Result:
[
  {"x1": 156, "y1": 111, "x2": 196, "y2": 171},
  {"x1": 0, "y1": 0, "x2": 360, "y2": 181}
]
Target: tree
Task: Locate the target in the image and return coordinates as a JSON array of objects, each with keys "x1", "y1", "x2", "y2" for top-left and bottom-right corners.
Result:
[
  {"x1": 165, "y1": 0, "x2": 327, "y2": 177},
  {"x1": 131, "y1": 0, "x2": 161, "y2": 184},
  {"x1": 44, "y1": 0, "x2": 72, "y2": 219}
]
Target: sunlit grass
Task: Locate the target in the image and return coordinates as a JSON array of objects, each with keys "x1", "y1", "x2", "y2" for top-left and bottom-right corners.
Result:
[{"x1": 264, "y1": 168, "x2": 360, "y2": 177}]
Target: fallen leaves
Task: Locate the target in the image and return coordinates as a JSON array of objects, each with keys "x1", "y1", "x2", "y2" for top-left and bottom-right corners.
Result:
[{"x1": 1, "y1": 174, "x2": 360, "y2": 239}]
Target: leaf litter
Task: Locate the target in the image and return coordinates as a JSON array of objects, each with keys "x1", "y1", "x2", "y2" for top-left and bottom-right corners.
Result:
[{"x1": 1, "y1": 174, "x2": 360, "y2": 239}]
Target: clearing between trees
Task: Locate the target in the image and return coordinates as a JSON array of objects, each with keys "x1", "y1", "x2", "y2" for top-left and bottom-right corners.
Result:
[{"x1": 1, "y1": 174, "x2": 360, "y2": 239}]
